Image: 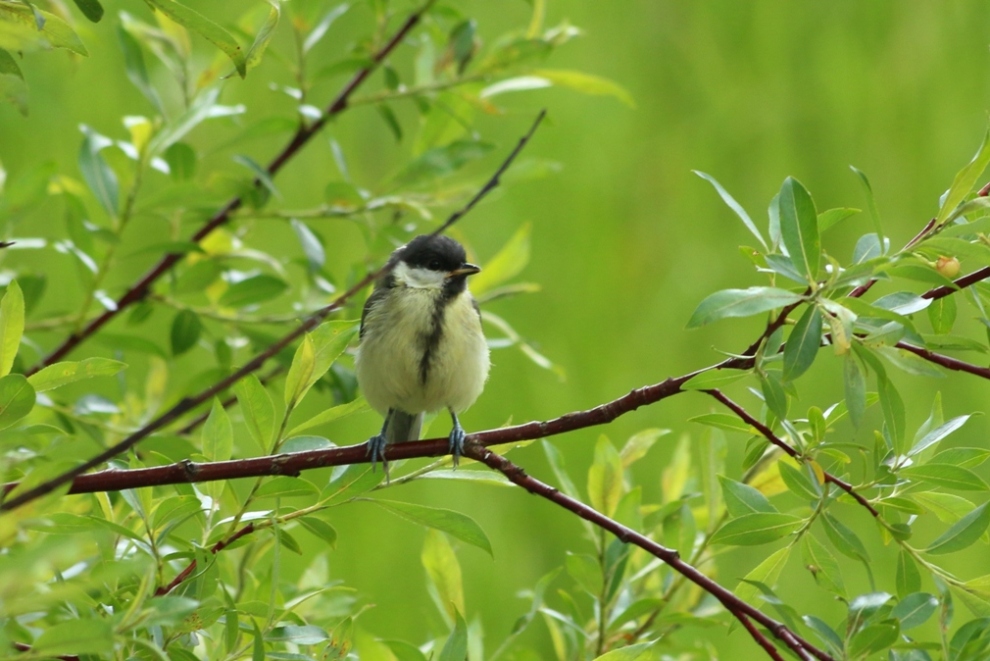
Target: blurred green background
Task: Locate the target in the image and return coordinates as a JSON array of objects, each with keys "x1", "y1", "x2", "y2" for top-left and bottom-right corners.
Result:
[{"x1": 4, "y1": 1, "x2": 990, "y2": 656}]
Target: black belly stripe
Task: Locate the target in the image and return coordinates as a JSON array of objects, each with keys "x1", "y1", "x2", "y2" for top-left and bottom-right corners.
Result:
[{"x1": 418, "y1": 294, "x2": 450, "y2": 385}]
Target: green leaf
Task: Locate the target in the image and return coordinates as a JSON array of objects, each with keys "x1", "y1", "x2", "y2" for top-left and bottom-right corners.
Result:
[
  {"x1": 233, "y1": 375, "x2": 276, "y2": 452},
  {"x1": 928, "y1": 295, "x2": 958, "y2": 335},
  {"x1": 718, "y1": 476, "x2": 776, "y2": 516},
  {"x1": 116, "y1": 24, "x2": 163, "y2": 113},
  {"x1": 778, "y1": 176, "x2": 820, "y2": 279},
  {"x1": 937, "y1": 128, "x2": 990, "y2": 225},
  {"x1": 802, "y1": 533, "x2": 845, "y2": 596},
  {"x1": 394, "y1": 140, "x2": 495, "y2": 185},
  {"x1": 0, "y1": 280, "x2": 23, "y2": 377},
  {"x1": 565, "y1": 552, "x2": 602, "y2": 595},
  {"x1": 680, "y1": 369, "x2": 750, "y2": 391},
  {"x1": 164, "y1": 143, "x2": 196, "y2": 181},
  {"x1": 72, "y1": 0, "x2": 104, "y2": 22},
  {"x1": 244, "y1": 2, "x2": 279, "y2": 72},
  {"x1": 438, "y1": 613, "x2": 468, "y2": 661},
  {"x1": 202, "y1": 399, "x2": 233, "y2": 462},
  {"x1": 170, "y1": 309, "x2": 201, "y2": 356},
  {"x1": 78, "y1": 125, "x2": 118, "y2": 218},
  {"x1": 421, "y1": 529, "x2": 464, "y2": 618},
  {"x1": 896, "y1": 549, "x2": 921, "y2": 596},
  {"x1": 910, "y1": 415, "x2": 974, "y2": 457},
  {"x1": 297, "y1": 516, "x2": 337, "y2": 547},
  {"x1": 373, "y1": 499, "x2": 493, "y2": 557},
  {"x1": 710, "y1": 512, "x2": 802, "y2": 546},
  {"x1": 587, "y1": 436, "x2": 623, "y2": 517},
  {"x1": 693, "y1": 171, "x2": 766, "y2": 249},
  {"x1": 926, "y1": 503, "x2": 990, "y2": 555},
  {"x1": 291, "y1": 219, "x2": 325, "y2": 271},
  {"x1": 783, "y1": 305, "x2": 822, "y2": 381},
  {"x1": 219, "y1": 274, "x2": 288, "y2": 308},
  {"x1": 735, "y1": 546, "x2": 791, "y2": 606},
  {"x1": 760, "y1": 369, "x2": 788, "y2": 420},
  {"x1": 28, "y1": 358, "x2": 126, "y2": 392},
  {"x1": 687, "y1": 287, "x2": 804, "y2": 327},
  {"x1": 821, "y1": 512, "x2": 870, "y2": 561},
  {"x1": 144, "y1": 0, "x2": 247, "y2": 77},
  {"x1": 892, "y1": 593, "x2": 938, "y2": 630},
  {"x1": 254, "y1": 476, "x2": 318, "y2": 500},
  {"x1": 850, "y1": 166, "x2": 885, "y2": 248},
  {"x1": 0, "y1": 3, "x2": 88, "y2": 55},
  {"x1": 844, "y1": 354, "x2": 867, "y2": 427},
  {"x1": 530, "y1": 68, "x2": 635, "y2": 107},
  {"x1": 689, "y1": 412, "x2": 753, "y2": 434},
  {"x1": 286, "y1": 397, "x2": 368, "y2": 437},
  {"x1": 0, "y1": 374, "x2": 35, "y2": 431},
  {"x1": 818, "y1": 207, "x2": 860, "y2": 232},
  {"x1": 620, "y1": 428, "x2": 668, "y2": 468},
  {"x1": 912, "y1": 491, "x2": 976, "y2": 523},
  {"x1": 283, "y1": 321, "x2": 357, "y2": 408},
  {"x1": 779, "y1": 461, "x2": 821, "y2": 501},
  {"x1": 848, "y1": 621, "x2": 899, "y2": 659},
  {"x1": 878, "y1": 373, "x2": 905, "y2": 451},
  {"x1": 471, "y1": 223, "x2": 531, "y2": 295},
  {"x1": 233, "y1": 154, "x2": 280, "y2": 199},
  {"x1": 901, "y1": 464, "x2": 989, "y2": 491},
  {"x1": 34, "y1": 619, "x2": 113, "y2": 655},
  {"x1": 592, "y1": 642, "x2": 655, "y2": 661}
]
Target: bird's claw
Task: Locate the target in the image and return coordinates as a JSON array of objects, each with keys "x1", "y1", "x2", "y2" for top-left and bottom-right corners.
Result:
[
  {"x1": 366, "y1": 434, "x2": 390, "y2": 482},
  {"x1": 448, "y1": 425, "x2": 466, "y2": 467}
]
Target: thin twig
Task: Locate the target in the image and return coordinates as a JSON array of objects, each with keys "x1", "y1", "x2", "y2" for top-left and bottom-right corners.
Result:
[
  {"x1": 25, "y1": 0, "x2": 438, "y2": 375},
  {"x1": 465, "y1": 446, "x2": 833, "y2": 661},
  {"x1": 0, "y1": 110, "x2": 547, "y2": 513},
  {"x1": 705, "y1": 389, "x2": 880, "y2": 518}
]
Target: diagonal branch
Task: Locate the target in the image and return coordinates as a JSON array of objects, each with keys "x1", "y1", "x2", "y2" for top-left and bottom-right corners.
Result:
[
  {"x1": 26, "y1": 0, "x2": 438, "y2": 376},
  {"x1": 705, "y1": 389, "x2": 880, "y2": 518},
  {"x1": 465, "y1": 446, "x2": 831, "y2": 661}
]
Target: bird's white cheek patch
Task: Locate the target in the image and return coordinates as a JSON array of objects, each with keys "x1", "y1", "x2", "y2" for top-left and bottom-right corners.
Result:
[{"x1": 394, "y1": 262, "x2": 446, "y2": 289}]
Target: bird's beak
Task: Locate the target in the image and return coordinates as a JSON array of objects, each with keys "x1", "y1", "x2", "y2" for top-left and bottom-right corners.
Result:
[{"x1": 448, "y1": 263, "x2": 481, "y2": 278}]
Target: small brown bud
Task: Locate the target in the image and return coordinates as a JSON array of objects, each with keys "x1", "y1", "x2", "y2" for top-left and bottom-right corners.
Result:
[{"x1": 935, "y1": 256, "x2": 961, "y2": 279}]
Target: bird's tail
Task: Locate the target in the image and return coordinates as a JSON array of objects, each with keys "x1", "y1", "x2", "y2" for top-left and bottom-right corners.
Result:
[{"x1": 385, "y1": 409, "x2": 423, "y2": 444}]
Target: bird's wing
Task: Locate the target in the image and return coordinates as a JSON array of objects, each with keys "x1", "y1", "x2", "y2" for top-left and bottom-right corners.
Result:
[{"x1": 360, "y1": 286, "x2": 390, "y2": 339}]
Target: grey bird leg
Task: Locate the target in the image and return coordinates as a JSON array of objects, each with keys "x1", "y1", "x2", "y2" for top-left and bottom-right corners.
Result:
[
  {"x1": 366, "y1": 409, "x2": 391, "y2": 480},
  {"x1": 448, "y1": 409, "x2": 466, "y2": 467}
]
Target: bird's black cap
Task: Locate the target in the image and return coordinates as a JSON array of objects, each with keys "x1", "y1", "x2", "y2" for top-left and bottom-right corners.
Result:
[{"x1": 398, "y1": 234, "x2": 469, "y2": 272}]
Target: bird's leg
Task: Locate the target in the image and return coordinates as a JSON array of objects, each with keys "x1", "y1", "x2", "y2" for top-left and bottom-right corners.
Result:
[
  {"x1": 448, "y1": 409, "x2": 466, "y2": 468},
  {"x1": 366, "y1": 410, "x2": 391, "y2": 481}
]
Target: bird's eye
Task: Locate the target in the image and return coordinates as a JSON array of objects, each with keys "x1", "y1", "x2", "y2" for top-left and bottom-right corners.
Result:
[{"x1": 428, "y1": 259, "x2": 442, "y2": 270}]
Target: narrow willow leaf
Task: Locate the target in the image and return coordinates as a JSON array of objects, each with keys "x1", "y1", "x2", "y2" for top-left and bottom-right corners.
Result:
[
  {"x1": 565, "y1": 552, "x2": 602, "y2": 595},
  {"x1": 878, "y1": 373, "x2": 905, "y2": 452},
  {"x1": 291, "y1": 219, "x2": 324, "y2": 271},
  {"x1": 0, "y1": 280, "x2": 23, "y2": 377},
  {"x1": 145, "y1": 0, "x2": 247, "y2": 77},
  {"x1": 901, "y1": 464, "x2": 989, "y2": 491},
  {"x1": 802, "y1": 615, "x2": 843, "y2": 655},
  {"x1": 735, "y1": 546, "x2": 790, "y2": 606},
  {"x1": 779, "y1": 461, "x2": 820, "y2": 501},
  {"x1": 34, "y1": 619, "x2": 113, "y2": 655},
  {"x1": 588, "y1": 436, "x2": 624, "y2": 517},
  {"x1": 821, "y1": 512, "x2": 869, "y2": 561},
  {"x1": 233, "y1": 374, "x2": 276, "y2": 451},
  {"x1": 937, "y1": 128, "x2": 990, "y2": 225},
  {"x1": 689, "y1": 413, "x2": 753, "y2": 434},
  {"x1": 778, "y1": 176, "x2": 820, "y2": 279},
  {"x1": 219, "y1": 274, "x2": 288, "y2": 308},
  {"x1": 421, "y1": 530, "x2": 464, "y2": 619},
  {"x1": 254, "y1": 476, "x2": 318, "y2": 500},
  {"x1": 592, "y1": 642, "x2": 655, "y2": 661},
  {"x1": 926, "y1": 503, "x2": 990, "y2": 555},
  {"x1": 909, "y1": 415, "x2": 974, "y2": 457},
  {"x1": 202, "y1": 398, "x2": 233, "y2": 462},
  {"x1": 0, "y1": 3, "x2": 88, "y2": 55},
  {"x1": 687, "y1": 286, "x2": 804, "y2": 327},
  {"x1": 374, "y1": 499, "x2": 493, "y2": 557},
  {"x1": 912, "y1": 492, "x2": 976, "y2": 523},
  {"x1": 471, "y1": 222, "x2": 531, "y2": 295},
  {"x1": 802, "y1": 534, "x2": 845, "y2": 597},
  {"x1": 286, "y1": 397, "x2": 368, "y2": 437},
  {"x1": 843, "y1": 354, "x2": 866, "y2": 427},
  {"x1": 284, "y1": 334, "x2": 315, "y2": 409},
  {"x1": 818, "y1": 207, "x2": 860, "y2": 232},
  {"x1": 71, "y1": 0, "x2": 104, "y2": 22},
  {"x1": 395, "y1": 140, "x2": 494, "y2": 185},
  {"x1": 619, "y1": 428, "x2": 668, "y2": 469},
  {"x1": 896, "y1": 549, "x2": 922, "y2": 596},
  {"x1": 79, "y1": 126, "x2": 118, "y2": 218},
  {"x1": 680, "y1": 369, "x2": 750, "y2": 391},
  {"x1": 710, "y1": 512, "x2": 802, "y2": 546},
  {"x1": 693, "y1": 170, "x2": 767, "y2": 249},
  {"x1": 718, "y1": 476, "x2": 776, "y2": 516},
  {"x1": 283, "y1": 321, "x2": 357, "y2": 409},
  {"x1": 892, "y1": 593, "x2": 938, "y2": 630},
  {"x1": 928, "y1": 293, "x2": 957, "y2": 338},
  {"x1": 244, "y1": 2, "x2": 279, "y2": 71},
  {"x1": 530, "y1": 68, "x2": 635, "y2": 107},
  {"x1": 760, "y1": 370, "x2": 789, "y2": 420},
  {"x1": 438, "y1": 613, "x2": 469, "y2": 661},
  {"x1": 116, "y1": 24, "x2": 163, "y2": 113},
  {"x1": 170, "y1": 308, "x2": 201, "y2": 356},
  {"x1": 783, "y1": 305, "x2": 822, "y2": 381},
  {"x1": 28, "y1": 357, "x2": 125, "y2": 392},
  {"x1": 850, "y1": 165, "x2": 885, "y2": 248},
  {"x1": 0, "y1": 374, "x2": 34, "y2": 431},
  {"x1": 848, "y1": 621, "x2": 899, "y2": 659}
]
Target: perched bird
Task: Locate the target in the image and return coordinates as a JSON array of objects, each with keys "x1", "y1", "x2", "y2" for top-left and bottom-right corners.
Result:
[{"x1": 355, "y1": 234, "x2": 490, "y2": 473}]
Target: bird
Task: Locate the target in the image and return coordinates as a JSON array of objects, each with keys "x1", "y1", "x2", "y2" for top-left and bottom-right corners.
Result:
[{"x1": 355, "y1": 234, "x2": 490, "y2": 475}]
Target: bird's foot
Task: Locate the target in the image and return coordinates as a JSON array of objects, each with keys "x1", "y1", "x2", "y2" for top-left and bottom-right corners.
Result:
[
  {"x1": 366, "y1": 433, "x2": 390, "y2": 482},
  {"x1": 448, "y1": 424, "x2": 466, "y2": 468}
]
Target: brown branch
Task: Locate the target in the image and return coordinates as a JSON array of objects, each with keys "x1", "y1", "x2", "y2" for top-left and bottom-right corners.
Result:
[
  {"x1": 738, "y1": 614, "x2": 788, "y2": 661},
  {"x1": 0, "y1": 110, "x2": 547, "y2": 513},
  {"x1": 921, "y1": 266, "x2": 990, "y2": 301},
  {"x1": 25, "y1": 0, "x2": 437, "y2": 376},
  {"x1": 155, "y1": 522, "x2": 256, "y2": 596},
  {"x1": 895, "y1": 341, "x2": 990, "y2": 380},
  {"x1": 176, "y1": 365, "x2": 285, "y2": 436},
  {"x1": 465, "y1": 446, "x2": 831, "y2": 661},
  {"x1": 705, "y1": 389, "x2": 880, "y2": 518}
]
